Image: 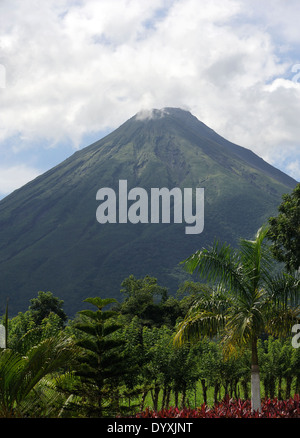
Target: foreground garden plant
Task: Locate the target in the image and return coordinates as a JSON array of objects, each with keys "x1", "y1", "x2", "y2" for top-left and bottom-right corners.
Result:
[{"x1": 133, "y1": 395, "x2": 300, "y2": 418}]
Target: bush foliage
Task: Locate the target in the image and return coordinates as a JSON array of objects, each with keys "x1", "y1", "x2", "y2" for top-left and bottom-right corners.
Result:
[{"x1": 134, "y1": 395, "x2": 300, "y2": 418}]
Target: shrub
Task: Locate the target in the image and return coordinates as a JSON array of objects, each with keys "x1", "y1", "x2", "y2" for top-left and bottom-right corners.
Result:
[{"x1": 133, "y1": 395, "x2": 300, "y2": 418}]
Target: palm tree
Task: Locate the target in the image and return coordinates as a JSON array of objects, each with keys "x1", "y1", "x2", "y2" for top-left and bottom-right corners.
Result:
[
  {"x1": 0, "y1": 334, "x2": 77, "y2": 417},
  {"x1": 174, "y1": 225, "x2": 300, "y2": 412}
]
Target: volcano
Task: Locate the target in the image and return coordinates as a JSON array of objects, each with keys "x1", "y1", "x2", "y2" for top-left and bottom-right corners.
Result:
[{"x1": 0, "y1": 108, "x2": 297, "y2": 316}]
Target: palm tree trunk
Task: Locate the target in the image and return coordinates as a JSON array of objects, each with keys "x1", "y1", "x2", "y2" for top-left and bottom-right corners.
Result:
[
  {"x1": 241, "y1": 378, "x2": 249, "y2": 400},
  {"x1": 251, "y1": 337, "x2": 261, "y2": 412},
  {"x1": 285, "y1": 376, "x2": 292, "y2": 399},
  {"x1": 214, "y1": 382, "x2": 220, "y2": 405},
  {"x1": 200, "y1": 379, "x2": 208, "y2": 405},
  {"x1": 165, "y1": 387, "x2": 171, "y2": 408},
  {"x1": 174, "y1": 389, "x2": 179, "y2": 408},
  {"x1": 140, "y1": 388, "x2": 148, "y2": 411},
  {"x1": 151, "y1": 382, "x2": 160, "y2": 412},
  {"x1": 278, "y1": 376, "x2": 283, "y2": 400},
  {"x1": 181, "y1": 385, "x2": 187, "y2": 409}
]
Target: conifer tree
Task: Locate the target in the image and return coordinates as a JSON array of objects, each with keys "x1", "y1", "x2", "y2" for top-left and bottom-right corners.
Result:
[{"x1": 72, "y1": 297, "x2": 128, "y2": 417}]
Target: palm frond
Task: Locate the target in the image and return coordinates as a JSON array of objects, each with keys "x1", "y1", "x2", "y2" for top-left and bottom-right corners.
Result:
[
  {"x1": 173, "y1": 289, "x2": 232, "y2": 347},
  {"x1": 267, "y1": 272, "x2": 300, "y2": 309},
  {"x1": 265, "y1": 306, "x2": 300, "y2": 338},
  {"x1": 183, "y1": 240, "x2": 247, "y2": 297},
  {"x1": 0, "y1": 334, "x2": 78, "y2": 414},
  {"x1": 0, "y1": 349, "x2": 26, "y2": 414},
  {"x1": 239, "y1": 225, "x2": 274, "y2": 294}
]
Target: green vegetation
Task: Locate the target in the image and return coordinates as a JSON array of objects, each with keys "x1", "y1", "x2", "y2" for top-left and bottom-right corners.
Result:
[
  {"x1": 174, "y1": 225, "x2": 300, "y2": 412},
  {"x1": 268, "y1": 183, "x2": 300, "y2": 273},
  {"x1": 70, "y1": 297, "x2": 132, "y2": 417},
  {"x1": 0, "y1": 264, "x2": 299, "y2": 417},
  {"x1": 0, "y1": 334, "x2": 76, "y2": 417}
]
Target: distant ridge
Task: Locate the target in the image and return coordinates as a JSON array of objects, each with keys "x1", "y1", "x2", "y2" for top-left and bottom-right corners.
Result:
[{"x1": 0, "y1": 108, "x2": 297, "y2": 316}]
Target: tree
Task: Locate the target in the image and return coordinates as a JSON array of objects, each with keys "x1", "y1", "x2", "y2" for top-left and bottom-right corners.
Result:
[
  {"x1": 0, "y1": 334, "x2": 76, "y2": 417},
  {"x1": 28, "y1": 291, "x2": 67, "y2": 327},
  {"x1": 142, "y1": 325, "x2": 199, "y2": 411},
  {"x1": 268, "y1": 183, "x2": 300, "y2": 273},
  {"x1": 258, "y1": 337, "x2": 280, "y2": 399},
  {"x1": 174, "y1": 225, "x2": 300, "y2": 412},
  {"x1": 8, "y1": 311, "x2": 64, "y2": 355},
  {"x1": 119, "y1": 275, "x2": 173, "y2": 327},
  {"x1": 142, "y1": 326, "x2": 173, "y2": 411},
  {"x1": 291, "y1": 345, "x2": 300, "y2": 394},
  {"x1": 176, "y1": 281, "x2": 214, "y2": 316},
  {"x1": 119, "y1": 316, "x2": 144, "y2": 411},
  {"x1": 258, "y1": 337, "x2": 295, "y2": 399},
  {"x1": 72, "y1": 297, "x2": 130, "y2": 417}
]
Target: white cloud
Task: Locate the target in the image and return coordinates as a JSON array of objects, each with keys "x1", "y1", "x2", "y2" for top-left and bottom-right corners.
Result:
[
  {"x1": 286, "y1": 160, "x2": 300, "y2": 181},
  {"x1": 0, "y1": 0, "x2": 299, "y2": 196},
  {"x1": 243, "y1": 0, "x2": 300, "y2": 46},
  {"x1": 0, "y1": 164, "x2": 40, "y2": 197}
]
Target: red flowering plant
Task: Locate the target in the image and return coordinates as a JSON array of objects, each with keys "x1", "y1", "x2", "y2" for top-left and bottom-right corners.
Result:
[{"x1": 134, "y1": 395, "x2": 300, "y2": 418}]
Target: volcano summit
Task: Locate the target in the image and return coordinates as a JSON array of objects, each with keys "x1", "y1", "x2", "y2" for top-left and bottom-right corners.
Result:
[{"x1": 0, "y1": 108, "x2": 297, "y2": 315}]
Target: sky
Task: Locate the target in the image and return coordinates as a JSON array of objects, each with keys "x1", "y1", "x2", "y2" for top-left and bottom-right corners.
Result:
[{"x1": 0, "y1": 0, "x2": 300, "y2": 199}]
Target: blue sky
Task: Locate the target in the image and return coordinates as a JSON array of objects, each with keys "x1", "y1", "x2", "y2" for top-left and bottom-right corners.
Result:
[{"x1": 0, "y1": 0, "x2": 300, "y2": 199}]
